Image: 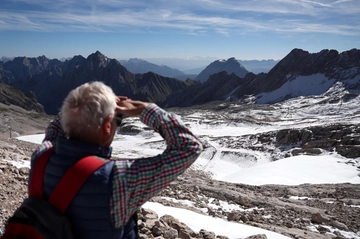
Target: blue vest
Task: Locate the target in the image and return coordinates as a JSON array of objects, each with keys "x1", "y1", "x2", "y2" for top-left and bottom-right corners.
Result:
[{"x1": 32, "y1": 137, "x2": 138, "y2": 239}]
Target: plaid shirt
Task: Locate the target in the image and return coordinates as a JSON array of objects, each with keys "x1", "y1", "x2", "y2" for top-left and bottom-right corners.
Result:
[{"x1": 33, "y1": 104, "x2": 203, "y2": 228}]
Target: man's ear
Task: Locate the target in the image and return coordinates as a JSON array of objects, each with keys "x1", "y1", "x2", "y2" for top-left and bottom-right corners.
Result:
[{"x1": 102, "y1": 115, "x2": 113, "y2": 135}]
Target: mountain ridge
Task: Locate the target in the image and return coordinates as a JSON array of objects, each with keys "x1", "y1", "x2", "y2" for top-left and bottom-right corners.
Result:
[
  {"x1": 164, "y1": 48, "x2": 360, "y2": 107},
  {"x1": 1, "y1": 51, "x2": 190, "y2": 114},
  {"x1": 0, "y1": 48, "x2": 359, "y2": 115},
  {"x1": 119, "y1": 58, "x2": 187, "y2": 79}
]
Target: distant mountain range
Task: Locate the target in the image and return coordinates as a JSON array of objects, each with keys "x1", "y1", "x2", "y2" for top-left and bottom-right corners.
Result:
[
  {"x1": 1, "y1": 55, "x2": 278, "y2": 78},
  {"x1": 118, "y1": 58, "x2": 278, "y2": 79},
  {"x1": 119, "y1": 58, "x2": 187, "y2": 78},
  {"x1": 0, "y1": 48, "x2": 359, "y2": 115}
]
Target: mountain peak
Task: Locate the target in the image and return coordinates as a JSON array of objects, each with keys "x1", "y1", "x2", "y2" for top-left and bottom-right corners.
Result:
[
  {"x1": 217, "y1": 57, "x2": 236, "y2": 63},
  {"x1": 0, "y1": 56, "x2": 14, "y2": 62},
  {"x1": 195, "y1": 57, "x2": 248, "y2": 82},
  {"x1": 271, "y1": 48, "x2": 359, "y2": 78},
  {"x1": 128, "y1": 58, "x2": 147, "y2": 64},
  {"x1": 87, "y1": 51, "x2": 109, "y2": 68}
]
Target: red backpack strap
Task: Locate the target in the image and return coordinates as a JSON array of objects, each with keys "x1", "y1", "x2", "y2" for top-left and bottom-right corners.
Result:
[
  {"x1": 29, "y1": 148, "x2": 55, "y2": 198},
  {"x1": 48, "y1": 156, "x2": 106, "y2": 213}
]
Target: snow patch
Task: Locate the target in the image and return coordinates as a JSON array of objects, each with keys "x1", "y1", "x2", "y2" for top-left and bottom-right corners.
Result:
[{"x1": 257, "y1": 74, "x2": 335, "y2": 104}]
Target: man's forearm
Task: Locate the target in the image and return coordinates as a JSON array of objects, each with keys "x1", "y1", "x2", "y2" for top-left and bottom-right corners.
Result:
[{"x1": 111, "y1": 104, "x2": 203, "y2": 228}]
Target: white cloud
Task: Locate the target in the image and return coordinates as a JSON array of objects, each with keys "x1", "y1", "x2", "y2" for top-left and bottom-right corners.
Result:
[{"x1": 0, "y1": 0, "x2": 359, "y2": 36}]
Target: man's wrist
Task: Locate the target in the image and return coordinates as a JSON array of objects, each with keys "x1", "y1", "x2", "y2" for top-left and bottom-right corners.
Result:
[{"x1": 141, "y1": 103, "x2": 159, "y2": 123}]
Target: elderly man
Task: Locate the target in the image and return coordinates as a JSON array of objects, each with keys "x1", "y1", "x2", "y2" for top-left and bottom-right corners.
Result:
[{"x1": 30, "y1": 81, "x2": 203, "y2": 239}]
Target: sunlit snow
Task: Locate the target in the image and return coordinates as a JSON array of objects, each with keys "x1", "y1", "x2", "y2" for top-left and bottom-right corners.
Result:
[{"x1": 256, "y1": 74, "x2": 335, "y2": 104}]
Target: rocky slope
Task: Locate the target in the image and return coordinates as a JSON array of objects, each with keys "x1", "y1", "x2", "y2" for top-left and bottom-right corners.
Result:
[
  {"x1": 0, "y1": 99, "x2": 359, "y2": 238},
  {"x1": 0, "y1": 137, "x2": 359, "y2": 239},
  {"x1": 0, "y1": 83, "x2": 45, "y2": 114},
  {"x1": 0, "y1": 104, "x2": 51, "y2": 140}
]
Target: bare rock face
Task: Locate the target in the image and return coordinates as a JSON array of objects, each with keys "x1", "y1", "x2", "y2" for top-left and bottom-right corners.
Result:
[
  {"x1": 276, "y1": 124, "x2": 360, "y2": 158},
  {"x1": 245, "y1": 235, "x2": 268, "y2": 239},
  {"x1": 311, "y1": 212, "x2": 330, "y2": 224},
  {"x1": 137, "y1": 208, "x2": 220, "y2": 239},
  {"x1": 2, "y1": 55, "x2": 62, "y2": 83},
  {"x1": 199, "y1": 229, "x2": 216, "y2": 239}
]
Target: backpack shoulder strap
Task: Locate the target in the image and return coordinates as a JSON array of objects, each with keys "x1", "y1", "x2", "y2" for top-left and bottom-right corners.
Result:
[
  {"x1": 29, "y1": 150, "x2": 107, "y2": 214},
  {"x1": 49, "y1": 155, "x2": 107, "y2": 214},
  {"x1": 29, "y1": 148, "x2": 55, "y2": 199}
]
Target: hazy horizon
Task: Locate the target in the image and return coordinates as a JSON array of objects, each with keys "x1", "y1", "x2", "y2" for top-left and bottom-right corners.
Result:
[{"x1": 1, "y1": 52, "x2": 283, "y2": 71}]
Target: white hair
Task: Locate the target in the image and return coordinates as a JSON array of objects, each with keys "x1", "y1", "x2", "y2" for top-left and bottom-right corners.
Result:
[{"x1": 60, "y1": 81, "x2": 117, "y2": 140}]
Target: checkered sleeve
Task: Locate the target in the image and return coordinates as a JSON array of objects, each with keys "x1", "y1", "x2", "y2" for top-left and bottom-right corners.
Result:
[
  {"x1": 110, "y1": 103, "x2": 203, "y2": 228},
  {"x1": 30, "y1": 113, "x2": 63, "y2": 182},
  {"x1": 43, "y1": 113, "x2": 67, "y2": 144}
]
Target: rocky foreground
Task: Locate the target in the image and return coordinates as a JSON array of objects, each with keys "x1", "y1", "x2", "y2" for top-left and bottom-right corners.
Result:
[{"x1": 0, "y1": 137, "x2": 359, "y2": 239}]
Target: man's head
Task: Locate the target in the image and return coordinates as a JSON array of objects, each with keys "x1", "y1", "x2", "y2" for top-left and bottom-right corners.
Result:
[{"x1": 61, "y1": 81, "x2": 118, "y2": 146}]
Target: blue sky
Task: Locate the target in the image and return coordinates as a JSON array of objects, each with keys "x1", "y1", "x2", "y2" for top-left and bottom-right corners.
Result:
[{"x1": 0, "y1": 0, "x2": 359, "y2": 65}]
